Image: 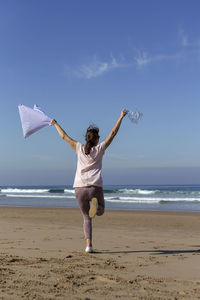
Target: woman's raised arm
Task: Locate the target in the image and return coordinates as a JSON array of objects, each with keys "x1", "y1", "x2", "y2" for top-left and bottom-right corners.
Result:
[
  {"x1": 51, "y1": 119, "x2": 77, "y2": 151},
  {"x1": 104, "y1": 109, "x2": 127, "y2": 149}
]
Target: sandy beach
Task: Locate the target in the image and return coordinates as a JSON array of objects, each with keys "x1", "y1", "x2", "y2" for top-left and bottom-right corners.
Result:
[{"x1": 0, "y1": 207, "x2": 200, "y2": 299}]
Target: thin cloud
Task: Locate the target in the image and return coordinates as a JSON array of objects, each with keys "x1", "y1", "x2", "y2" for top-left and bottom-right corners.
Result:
[
  {"x1": 68, "y1": 29, "x2": 200, "y2": 78},
  {"x1": 74, "y1": 55, "x2": 125, "y2": 79},
  {"x1": 135, "y1": 51, "x2": 182, "y2": 68},
  {"x1": 179, "y1": 28, "x2": 189, "y2": 47},
  {"x1": 135, "y1": 51, "x2": 150, "y2": 67}
]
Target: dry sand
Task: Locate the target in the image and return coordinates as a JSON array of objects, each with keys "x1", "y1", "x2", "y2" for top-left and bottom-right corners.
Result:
[{"x1": 0, "y1": 207, "x2": 200, "y2": 299}]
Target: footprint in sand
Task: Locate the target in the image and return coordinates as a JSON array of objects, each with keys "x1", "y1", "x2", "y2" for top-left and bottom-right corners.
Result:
[{"x1": 90, "y1": 275, "x2": 118, "y2": 284}]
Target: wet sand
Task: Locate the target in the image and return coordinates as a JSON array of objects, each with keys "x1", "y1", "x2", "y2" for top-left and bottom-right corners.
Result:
[{"x1": 0, "y1": 207, "x2": 200, "y2": 299}]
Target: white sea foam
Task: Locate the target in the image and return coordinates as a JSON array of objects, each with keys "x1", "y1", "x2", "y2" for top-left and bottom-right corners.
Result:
[
  {"x1": 105, "y1": 196, "x2": 200, "y2": 204},
  {"x1": 119, "y1": 189, "x2": 158, "y2": 195},
  {"x1": 64, "y1": 189, "x2": 75, "y2": 194},
  {"x1": 1, "y1": 188, "x2": 49, "y2": 193},
  {"x1": 136, "y1": 189, "x2": 158, "y2": 195},
  {"x1": 7, "y1": 194, "x2": 75, "y2": 199}
]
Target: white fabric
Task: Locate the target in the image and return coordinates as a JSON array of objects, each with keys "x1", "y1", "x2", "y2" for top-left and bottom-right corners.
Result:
[
  {"x1": 73, "y1": 142, "x2": 105, "y2": 187},
  {"x1": 18, "y1": 104, "x2": 52, "y2": 138}
]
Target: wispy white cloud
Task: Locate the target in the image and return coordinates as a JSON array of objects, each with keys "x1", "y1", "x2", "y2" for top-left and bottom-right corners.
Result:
[
  {"x1": 67, "y1": 29, "x2": 200, "y2": 78},
  {"x1": 135, "y1": 51, "x2": 150, "y2": 67},
  {"x1": 179, "y1": 28, "x2": 189, "y2": 47},
  {"x1": 178, "y1": 28, "x2": 200, "y2": 51},
  {"x1": 134, "y1": 28, "x2": 196, "y2": 69},
  {"x1": 135, "y1": 51, "x2": 182, "y2": 68},
  {"x1": 74, "y1": 55, "x2": 126, "y2": 79}
]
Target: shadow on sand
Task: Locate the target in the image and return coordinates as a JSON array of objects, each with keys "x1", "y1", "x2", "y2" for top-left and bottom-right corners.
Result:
[{"x1": 95, "y1": 247, "x2": 200, "y2": 255}]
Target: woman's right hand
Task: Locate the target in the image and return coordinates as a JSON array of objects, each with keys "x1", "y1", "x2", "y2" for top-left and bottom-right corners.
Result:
[{"x1": 51, "y1": 119, "x2": 57, "y2": 125}]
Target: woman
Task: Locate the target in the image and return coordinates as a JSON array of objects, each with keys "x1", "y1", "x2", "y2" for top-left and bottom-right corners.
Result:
[{"x1": 51, "y1": 109, "x2": 127, "y2": 253}]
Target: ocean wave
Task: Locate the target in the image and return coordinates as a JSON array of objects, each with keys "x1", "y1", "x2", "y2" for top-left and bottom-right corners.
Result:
[
  {"x1": 48, "y1": 189, "x2": 65, "y2": 193},
  {"x1": 174, "y1": 191, "x2": 200, "y2": 195},
  {"x1": 118, "y1": 189, "x2": 159, "y2": 195},
  {"x1": 6, "y1": 194, "x2": 75, "y2": 199},
  {"x1": 48, "y1": 189, "x2": 75, "y2": 194},
  {"x1": 103, "y1": 188, "x2": 159, "y2": 194},
  {"x1": 105, "y1": 196, "x2": 200, "y2": 204},
  {"x1": 1, "y1": 188, "x2": 49, "y2": 193},
  {"x1": 103, "y1": 189, "x2": 118, "y2": 194},
  {"x1": 112, "y1": 188, "x2": 200, "y2": 196},
  {"x1": 1, "y1": 188, "x2": 76, "y2": 195},
  {"x1": 64, "y1": 189, "x2": 75, "y2": 194}
]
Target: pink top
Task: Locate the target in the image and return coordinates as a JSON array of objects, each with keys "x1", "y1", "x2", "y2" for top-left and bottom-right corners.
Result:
[{"x1": 73, "y1": 142, "x2": 105, "y2": 187}]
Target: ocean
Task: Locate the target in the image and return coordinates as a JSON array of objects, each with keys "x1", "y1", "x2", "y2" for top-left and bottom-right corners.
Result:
[{"x1": 1, "y1": 185, "x2": 200, "y2": 212}]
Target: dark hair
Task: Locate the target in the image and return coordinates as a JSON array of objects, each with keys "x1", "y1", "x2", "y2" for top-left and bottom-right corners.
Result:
[{"x1": 85, "y1": 125, "x2": 100, "y2": 155}]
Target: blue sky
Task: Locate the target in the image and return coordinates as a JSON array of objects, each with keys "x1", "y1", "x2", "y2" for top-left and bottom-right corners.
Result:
[{"x1": 1, "y1": 0, "x2": 200, "y2": 186}]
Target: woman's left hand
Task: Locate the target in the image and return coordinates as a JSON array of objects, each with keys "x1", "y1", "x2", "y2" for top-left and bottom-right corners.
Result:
[{"x1": 120, "y1": 109, "x2": 127, "y2": 119}]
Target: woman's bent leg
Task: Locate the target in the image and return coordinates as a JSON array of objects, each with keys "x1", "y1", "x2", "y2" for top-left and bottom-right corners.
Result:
[{"x1": 89, "y1": 186, "x2": 105, "y2": 216}]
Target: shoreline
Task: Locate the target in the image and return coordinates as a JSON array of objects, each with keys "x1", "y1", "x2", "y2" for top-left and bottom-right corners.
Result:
[
  {"x1": 1, "y1": 204, "x2": 200, "y2": 212},
  {"x1": 1, "y1": 204, "x2": 200, "y2": 213},
  {"x1": 0, "y1": 207, "x2": 200, "y2": 299}
]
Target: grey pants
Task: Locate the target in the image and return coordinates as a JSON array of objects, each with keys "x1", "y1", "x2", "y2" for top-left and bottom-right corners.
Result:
[{"x1": 75, "y1": 186, "x2": 105, "y2": 239}]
